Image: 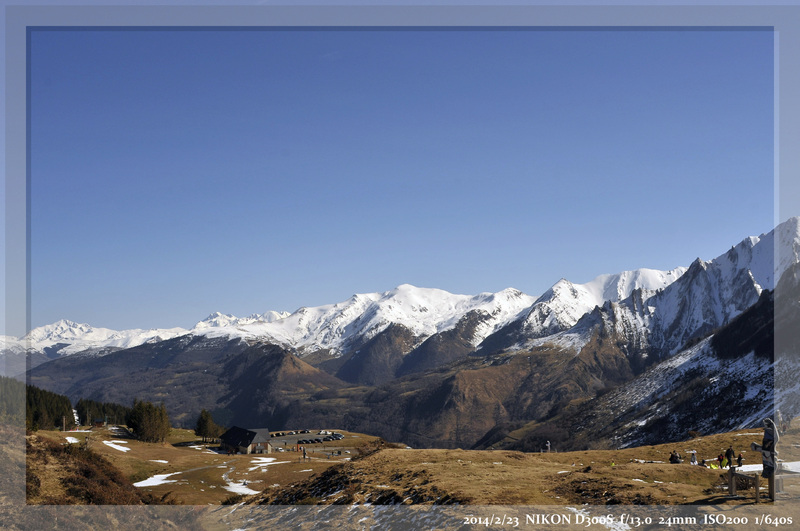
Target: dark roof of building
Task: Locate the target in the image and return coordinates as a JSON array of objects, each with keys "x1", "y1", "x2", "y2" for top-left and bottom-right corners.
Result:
[
  {"x1": 220, "y1": 426, "x2": 271, "y2": 448},
  {"x1": 249, "y1": 428, "x2": 271, "y2": 445}
]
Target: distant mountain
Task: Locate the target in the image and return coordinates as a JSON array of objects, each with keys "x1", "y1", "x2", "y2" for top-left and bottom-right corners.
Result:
[
  {"x1": 478, "y1": 278, "x2": 780, "y2": 453},
  {"x1": 193, "y1": 310, "x2": 291, "y2": 330},
  {"x1": 192, "y1": 285, "x2": 539, "y2": 358},
  {"x1": 19, "y1": 218, "x2": 800, "y2": 451},
  {"x1": 0, "y1": 320, "x2": 189, "y2": 378},
  {"x1": 3, "y1": 272, "x2": 690, "y2": 378},
  {"x1": 485, "y1": 218, "x2": 798, "y2": 372}
]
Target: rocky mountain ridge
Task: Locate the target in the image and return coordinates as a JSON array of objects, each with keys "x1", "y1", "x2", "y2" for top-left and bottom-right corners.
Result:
[{"x1": 17, "y1": 218, "x2": 800, "y2": 451}]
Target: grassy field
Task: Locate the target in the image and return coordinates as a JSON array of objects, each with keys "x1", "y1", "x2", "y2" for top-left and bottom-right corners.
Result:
[
  {"x1": 34, "y1": 425, "x2": 382, "y2": 505},
  {"x1": 29, "y1": 420, "x2": 800, "y2": 506},
  {"x1": 250, "y1": 422, "x2": 800, "y2": 506}
]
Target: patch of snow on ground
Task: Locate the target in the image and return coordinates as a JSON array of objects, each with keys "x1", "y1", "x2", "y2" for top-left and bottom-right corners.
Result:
[
  {"x1": 223, "y1": 481, "x2": 260, "y2": 495},
  {"x1": 742, "y1": 461, "x2": 800, "y2": 473},
  {"x1": 297, "y1": 469, "x2": 312, "y2": 472},
  {"x1": 783, "y1": 462, "x2": 800, "y2": 473},
  {"x1": 149, "y1": 459, "x2": 168, "y2": 463},
  {"x1": 102, "y1": 440, "x2": 131, "y2": 452},
  {"x1": 134, "y1": 472, "x2": 181, "y2": 487},
  {"x1": 248, "y1": 457, "x2": 291, "y2": 472},
  {"x1": 64, "y1": 437, "x2": 79, "y2": 444},
  {"x1": 110, "y1": 440, "x2": 128, "y2": 444}
]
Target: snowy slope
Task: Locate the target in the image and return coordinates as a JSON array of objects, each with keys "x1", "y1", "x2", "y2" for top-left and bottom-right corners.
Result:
[
  {"x1": 516, "y1": 266, "x2": 687, "y2": 340},
  {"x1": 192, "y1": 284, "x2": 538, "y2": 355},
  {"x1": 4, "y1": 319, "x2": 190, "y2": 357},
  {"x1": 192, "y1": 311, "x2": 290, "y2": 330},
  {"x1": 511, "y1": 217, "x2": 800, "y2": 360},
  {"x1": 598, "y1": 338, "x2": 775, "y2": 448},
  {"x1": 641, "y1": 218, "x2": 798, "y2": 356}
]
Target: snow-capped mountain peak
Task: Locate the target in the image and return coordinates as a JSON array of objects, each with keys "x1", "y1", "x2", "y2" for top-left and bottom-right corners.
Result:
[
  {"x1": 514, "y1": 265, "x2": 689, "y2": 341},
  {"x1": 192, "y1": 310, "x2": 290, "y2": 330},
  {"x1": 12, "y1": 320, "x2": 190, "y2": 359},
  {"x1": 515, "y1": 217, "x2": 800, "y2": 361},
  {"x1": 9, "y1": 218, "x2": 799, "y2": 377},
  {"x1": 192, "y1": 284, "x2": 538, "y2": 354}
]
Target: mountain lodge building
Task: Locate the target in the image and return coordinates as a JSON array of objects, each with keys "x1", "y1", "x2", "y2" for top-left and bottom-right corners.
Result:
[{"x1": 219, "y1": 426, "x2": 273, "y2": 454}]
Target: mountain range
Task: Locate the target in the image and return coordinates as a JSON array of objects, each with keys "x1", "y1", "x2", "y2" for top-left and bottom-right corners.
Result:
[{"x1": 11, "y1": 217, "x2": 800, "y2": 451}]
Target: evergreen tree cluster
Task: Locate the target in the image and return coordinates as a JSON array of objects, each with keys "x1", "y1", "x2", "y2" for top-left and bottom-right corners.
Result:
[
  {"x1": 194, "y1": 409, "x2": 225, "y2": 442},
  {"x1": 75, "y1": 398, "x2": 131, "y2": 427},
  {"x1": 26, "y1": 384, "x2": 75, "y2": 431},
  {"x1": 0, "y1": 375, "x2": 26, "y2": 423},
  {"x1": 126, "y1": 399, "x2": 171, "y2": 443}
]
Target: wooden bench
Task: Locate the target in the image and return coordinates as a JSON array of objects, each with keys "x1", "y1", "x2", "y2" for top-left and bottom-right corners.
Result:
[{"x1": 728, "y1": 467, "x2": 783, "y2": 502}]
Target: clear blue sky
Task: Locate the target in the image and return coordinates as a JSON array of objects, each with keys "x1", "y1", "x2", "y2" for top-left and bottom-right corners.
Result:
[{"x1": 28, "y1": 28, "x2": 774, "y2": 331}]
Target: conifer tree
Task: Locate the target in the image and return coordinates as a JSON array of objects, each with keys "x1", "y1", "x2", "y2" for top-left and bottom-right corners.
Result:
[
  {"x1": 126, "y1": 399, "x2": 171, "y2": 443},
  {"x1": 25, "y1": 384, "x2": 74, "y2": 431},
  {"x1": 195, "y1": 409, "x2": 224, "y2": 442}
]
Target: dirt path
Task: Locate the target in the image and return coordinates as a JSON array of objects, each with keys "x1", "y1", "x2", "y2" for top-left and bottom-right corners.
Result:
[{"x1": 180, "y1": 459, "x2": 236, "y2": 475}]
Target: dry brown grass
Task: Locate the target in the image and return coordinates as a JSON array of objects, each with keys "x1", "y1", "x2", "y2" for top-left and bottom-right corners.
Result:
[
  {"x1": 248, "y1": 427, "x2": 799, "y2": 506},
  {"x1": 30, "y1": 426, "x2": 383, "y2": 505},
  {"x1": 27, "y1": 423, "x2": 800, "y2": 507}
]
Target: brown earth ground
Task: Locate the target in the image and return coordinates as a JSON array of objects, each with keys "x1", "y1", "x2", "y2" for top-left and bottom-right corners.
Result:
[
  {"x1": 23, "y1": 419, "x2": 800, "y2": 508},
  {"x1": 249, "y1": 426, "x2": 800, "y2": 506},
  {"x1": 28, "y1": 425, "x2": 382, "y2": 505},
  {"x1": 9, "y1": 421, "x2": 800, "y2": 531}
]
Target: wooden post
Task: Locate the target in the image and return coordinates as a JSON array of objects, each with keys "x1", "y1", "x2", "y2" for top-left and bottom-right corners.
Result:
[
  {"x1": 754, "y1": 473, "x2": 761, "y2": 503},
  {"x1": 769, "y1": 474, "x2": 776, "y2": 500},
  {"x1": 728, "y1": 468, "x2": 736, "y2": 496}
]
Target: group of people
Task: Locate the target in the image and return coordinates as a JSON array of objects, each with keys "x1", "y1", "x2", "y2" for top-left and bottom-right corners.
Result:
[
  {"x1": 715, "y1": 445, "x2": 744, "y2": 468},
  {"x1": 670, "y1": 445, "x2": 744, "y2": 468}
]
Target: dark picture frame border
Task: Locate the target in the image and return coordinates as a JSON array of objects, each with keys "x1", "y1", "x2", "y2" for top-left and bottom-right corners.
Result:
[{"x1": 4, "y1": 2, "x2": 796, "y2": 528}]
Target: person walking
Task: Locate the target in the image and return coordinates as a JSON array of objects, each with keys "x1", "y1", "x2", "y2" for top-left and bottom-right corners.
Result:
[{"x1": 725, "y1": 445, "x2": 735, "y2": 469}]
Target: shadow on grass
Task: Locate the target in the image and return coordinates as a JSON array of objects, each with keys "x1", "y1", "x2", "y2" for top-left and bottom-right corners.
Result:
[
  {"x1": 172, "y1": 440, "x2": 205, "y2": 447},
  {"x1": 687, "y1": 495, "x2": 767, "y2": 505}
]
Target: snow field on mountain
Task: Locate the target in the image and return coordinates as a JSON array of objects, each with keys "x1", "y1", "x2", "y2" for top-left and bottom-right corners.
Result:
[
  {"x1": 610, "y1": 339, "x2": 716, "y2": 416},
  {"x1": 601, "y1": 336, "x2": 774, "y2": 447},
  {"x1": 581, "y1": 267, "x2": 688, "y2": 305},
  {"x1": 11, "y1": 319, "x2": 189, "y2": 356},
  {"x1": 191, "y1": 284, "x2": 539, "y2": 355},
  {"x1": 523, "y1": 327, "x2": 595, "y2": 354}
]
